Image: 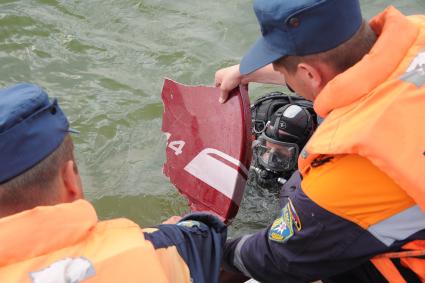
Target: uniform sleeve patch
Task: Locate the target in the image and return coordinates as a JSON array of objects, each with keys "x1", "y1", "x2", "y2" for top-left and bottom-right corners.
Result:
[{"x1": 269, "y1": 198, "x2": 301, "y2": 243}]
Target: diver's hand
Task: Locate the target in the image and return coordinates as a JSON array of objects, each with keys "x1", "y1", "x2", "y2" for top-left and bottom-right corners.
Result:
[{"x1": 215, "y1": 64, "x2": 245, "y2": 103}]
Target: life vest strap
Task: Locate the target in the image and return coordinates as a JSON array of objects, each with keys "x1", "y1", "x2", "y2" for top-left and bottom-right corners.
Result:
[
  {"x1": 371, "y1": 245, "x2": 425, "y2": 283},
  {"x1": 373, "y1": 250, "x2": 425, "y2": 259},
  {"x1": 370, "y1": 257, "x2": 407, "y2": 283}
]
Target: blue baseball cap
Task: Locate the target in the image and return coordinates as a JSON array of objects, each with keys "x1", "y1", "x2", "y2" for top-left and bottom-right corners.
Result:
[
  {"x1": 0, "y1": 83, "x2": 73, "y2": 184},
  {"x1": 240, "y1": 0, "x2": 362, "y2": 75}
]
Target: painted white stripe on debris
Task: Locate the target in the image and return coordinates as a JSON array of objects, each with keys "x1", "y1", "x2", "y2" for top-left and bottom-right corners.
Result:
[{"x1": 184, "y1": 148, "x2": 247, "y2": 202}]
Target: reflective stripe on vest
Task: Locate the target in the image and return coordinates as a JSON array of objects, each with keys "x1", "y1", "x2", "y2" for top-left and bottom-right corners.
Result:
[{"x1": 368, "y1": 205, "x2": 425, "y2": 247}]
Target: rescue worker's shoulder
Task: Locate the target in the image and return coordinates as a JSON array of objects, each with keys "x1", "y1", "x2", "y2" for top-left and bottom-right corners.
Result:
[{"x1": 301, "y1": 154, "x2": 416, "y2": 228}]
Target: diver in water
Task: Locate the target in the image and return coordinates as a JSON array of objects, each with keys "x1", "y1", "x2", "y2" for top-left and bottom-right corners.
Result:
[{"x1": 249, "y1": 91, "x2": 318, "y2": 190}]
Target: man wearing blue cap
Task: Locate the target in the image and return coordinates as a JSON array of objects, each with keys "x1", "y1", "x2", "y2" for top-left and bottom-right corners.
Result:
[
  {"x1": 216, "y1": 0, "x2": 425, "y2": 282},
  {"x1": 0, "y1": 83, "x2": 226, "y2": 282}
]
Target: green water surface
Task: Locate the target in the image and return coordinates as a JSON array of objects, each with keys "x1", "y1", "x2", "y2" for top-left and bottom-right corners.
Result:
[{"x1": 0, "y1": 0, "x2": 423, "y2": 236}]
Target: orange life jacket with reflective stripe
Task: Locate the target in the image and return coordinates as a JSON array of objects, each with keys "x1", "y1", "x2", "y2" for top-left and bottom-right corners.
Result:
[
  {"x1": 298, "y1": 7, "x2": 425, "y2": 282},
  {"x1": 0, "y1": 200, "x2": 190, "y2": 282},
  {"x1": 299, "y1": 6, "x2": 425, "y2": 212}
]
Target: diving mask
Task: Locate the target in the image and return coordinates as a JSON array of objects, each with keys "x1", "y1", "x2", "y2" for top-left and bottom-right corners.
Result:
[{"x1": 253, "y1": 134, "x2": 299, "y2": 173}]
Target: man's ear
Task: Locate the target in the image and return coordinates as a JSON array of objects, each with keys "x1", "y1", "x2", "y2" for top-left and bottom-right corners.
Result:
[
  {"x1": 61, "y1": 160, "x2": 83, "y2": 202},
  {"x1": 297, "y1": 62, "x2": 323, "y2": 91}
]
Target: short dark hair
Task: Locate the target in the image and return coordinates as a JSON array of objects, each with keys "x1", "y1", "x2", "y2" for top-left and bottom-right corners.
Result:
[
  {"x1": 274, "y1": 21, "x2": 377, "y2": 74},
  {"x1": 0, "y1": 135, "x2": 76, "y2": 215}
]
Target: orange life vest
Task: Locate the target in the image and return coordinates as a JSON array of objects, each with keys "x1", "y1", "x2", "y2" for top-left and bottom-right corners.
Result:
[
  {"x1": 0, "y1": 200, "x2": 190, "y2": 282},
  {"x1": 298, "y1": 7, "x2": 425, "y2": 282},
  {"x1": 299, "y1": 6, "x2": 425, "y2": 212}
]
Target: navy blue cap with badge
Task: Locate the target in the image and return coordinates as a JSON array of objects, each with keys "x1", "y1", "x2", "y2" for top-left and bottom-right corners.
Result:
[
  {"x1": 240, "y1": 0, "x2": 363, "y2": 75},
  {"x1": 0, "y1": 83, "x2": 73, "y2": 184}
]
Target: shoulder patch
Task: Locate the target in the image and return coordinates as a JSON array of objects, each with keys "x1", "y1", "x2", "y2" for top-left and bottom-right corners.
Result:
[{"x1": 269, "y1": 199, "x2": 301, "y2": 243}]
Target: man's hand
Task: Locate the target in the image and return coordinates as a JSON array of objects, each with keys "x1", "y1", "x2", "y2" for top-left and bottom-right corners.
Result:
[
  {"x1": 162, "y1": 216, "x2": 182, "y2": 224},
  {"x1": 215, "y1": 63, "x2": 286, "y2": 103},
  {"x1": 215, "y1": 64, "x2": 245, "y2": 103}
]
